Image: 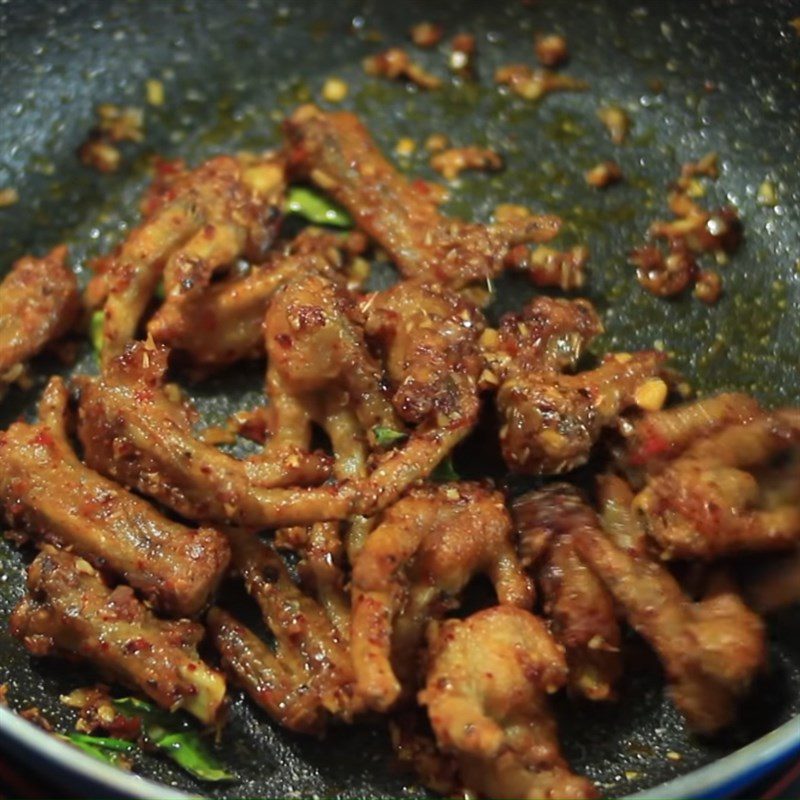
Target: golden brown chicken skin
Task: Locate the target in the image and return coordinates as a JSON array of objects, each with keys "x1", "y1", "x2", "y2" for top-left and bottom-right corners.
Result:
[
  {"x1": 0, "y1": 378, "x2": 228, "y2": 617},
  {"x1": 148, "y1": 228, "x2": 367, "y2": 368},
  {"x1": 512, "y1": 485, "x2": 622, "y2": 701},
  {"x1": 573, "y1": 487, "x2": 766, "y2": 734},
  {"x1": 420, "y1": 606, "x2": 597, "y2": 800},
  {"x1": 284, "y1": 105, "x2": 560, "y2": 288},
  {"x1": 88, "y1": 154, "x2": 284, "y2": 365},
  {"x1": 485, "y1": 297, "x2": 666, "y2": 474},
  {"x1": 209, "y1": 529, "x2": 357, "y2": 733},
  {"x1": 622, "y1": 392, "x2": 763, "y2": 471},
  {"x1": 76, "y1": 342, "x2": 357, "y2": 527},
  {"x1": 10, "y1": 547, "x2": 226, "y2": 725},
  {"x1": 357, "y1": 280, "x2": 487, "y2": 515},
  {"x1": 634, "y1": 413, "x2": 800, "y2": 558},
  {"x1": 351, "y1": 483, "x2": 533, "y2": 712},
  {"x1": 0, "y1": 245, "x2": 79, "y2": 379}
]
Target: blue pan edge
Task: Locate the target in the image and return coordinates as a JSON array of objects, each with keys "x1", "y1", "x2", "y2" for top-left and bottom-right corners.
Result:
[{"x1": 1, "y1": 705, "x2": 797, "y2": 799}]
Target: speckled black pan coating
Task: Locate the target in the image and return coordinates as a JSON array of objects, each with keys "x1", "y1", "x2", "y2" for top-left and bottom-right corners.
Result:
[{"x1": 0, "y1": 1, "x2": 798, "y2": 797}]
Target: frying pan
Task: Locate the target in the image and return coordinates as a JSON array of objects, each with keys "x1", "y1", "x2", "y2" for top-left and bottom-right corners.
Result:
[{"x1": 0, "y1": 0, "x2": 798, "y2": 797}]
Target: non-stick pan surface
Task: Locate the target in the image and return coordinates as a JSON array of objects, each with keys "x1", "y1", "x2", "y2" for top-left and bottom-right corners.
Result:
[{"x1": 0, "y1": 1, "x2": 798, "y2": 797}]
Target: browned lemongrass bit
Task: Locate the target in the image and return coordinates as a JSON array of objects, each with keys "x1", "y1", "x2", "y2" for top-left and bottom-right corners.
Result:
[
  {"x1": 506, "y1": 243, "x2": 589, "y2": 290},
  {"x1": 284, "y1": 106, "x2": 561, "y2": 288},
  {"x1": 677, "y1": 152, "x2": 719, "y2": 191},
  {"x1": 420, "y1": 606, "x2": 598, "y2": 800},
  {"x1": 87, "y1": 153, "x2": 285, "y2": 365},
  {"x1": 597, "y1": 105, "x2": 630, "y2": 144},
  {"x1": 430, "y1": 145, "x2": 503, "y2": 181},
  {"x1": 0, "y1": 378, "x2": 229, "y2": 617},
  {"x1": 448, "y1": 33, "x2": 477, "y2": 78},
  {"x1": 76, "y1": 342, "x2": 357, "y2": 527},
  {"x1": 10, "y1": 547, "x2": 226, "y2": 725},
  {"x1": 356, "y1": 279, "x2": 486, "y2": 513},
  {"x1": 629, "y1": 158, "x2": 741, "y2": 301},
  {"x1": 495, "y1": 63, "x2": 587, "y2": 101},
  {"x1": 585, "y1": 160, "x2": 623, "y2": 189},
  {"x1": 693, "y1": 269, "x2": 722, "y2": 304},
  {"x1": 512, "y1": 485, "x2": 622, "y2": 701},
  {"x1": 409, "y1": 21, "x2": 443, "y2": 48},
  {"x1": 78, "y1": 104, "x2": 145, "y2": 173},
  {"x1": 363, "y1": 47, "x2": 442, "y2": 89},
  {"x1": 574, "y1": 492, "x2": 767, "y2": 734},
  {"x1": 535, "y1": 33, "x2": 569, "y2": 67},
  {"x1": 0, "y1": 246, "x2": 79, "y2": 379},
  {"x1": 351, "y1": 483, "x2": 533, "y2": 712},
  {"x1": 148, "y1": 228, "x2": 367, "y2": 368},
  {"x1": 212, "y1": 529, "x2": 357, "y2": 730},
  {"x1": 634, "y1": 413, "x2": 800, "y2": 559}
]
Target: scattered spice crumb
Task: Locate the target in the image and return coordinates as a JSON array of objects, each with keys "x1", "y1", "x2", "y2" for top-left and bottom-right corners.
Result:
[
  {"x1": 394, "y1": 137, "x2": 416, "y2": 157},
  {"x1": 0, "y1": 187, "x2": 19, "y2": 207},
  {"x1": 363, "y1": 47, "x2": 442, "y2": 89},
  {"x1": 449, "y1": 33, "x2": 477, "y2": 77},
  {"x1": 96, "y1": 104, "x2": 145, "y2": 143},
  {"x1": 624, "y1": 771, "x2": 640, "y2": 781},
  {"x1": 322, "y1": 77, "x2": 349, "y2": 103},
  {"x1": 493, "y1": 203, "x2": 536, "y2": 224},
  {"x1": 757, "y1": 179, "x2": 777, "y2": 207},
  {"x1": 677, "y1": 152, "x2": 718, "y2": 190},
  {"x1": 200, "y1": 425, "x2": 238, "y2": 446},
  {"x1": 597, "y1": 105, "x2": 630, "y2": 144},
  {"x1": 347, "y1": 256, "x2": 371, "y2": 290},
  {"x1": 535, "y1": 33, "x2": 568, "y2": 67},
  {"x1": 78, "y1": 104, "x2": 145, "y2": 173},
  {"x1": 79, "y1": 139, "x2": 121, "y2": 173},
  {"x1": 430, "y1": 146, "x2": 503, "y2": 181},
  {"x1": 694, "y1": 269, "x2": 722, "y2": 304},
  {"x1": 666, "y1": 751, "x2": 683, "y2": 762},
  {"x1": 0, "y1": 684, "x2": 8, "y2": 706},
  {"x1": 20, "y1": 706, "x2": 53, "y2": 731},
  {"x1": 409, "y1": 21, "x2": 443, "y2": 48},
  {"x1": 145, "y1": 78, "x2": 165, "y2": 106},
  {"x1": 495, "y1": 63, "x2": 587, "y2": 100},
  {"x1": 424, "y1": 132, "x2": 450, "y2": 152},
  {"x1": 790, "y1": 17, "x2": 800, "y2": 36},
  {"x1": 585, "y1": 160, "x2": 623, "y2": 188},
  {"x1": 508, "y1": 244, "x2": 589, "y2": 290}
]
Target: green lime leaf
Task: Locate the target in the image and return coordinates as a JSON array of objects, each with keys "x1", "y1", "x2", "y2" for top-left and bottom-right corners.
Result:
[
  {"x1": 431, "y1": 455, "x2": 460, "y2": 482},
  {"x1": 155, "y1": 731, "x2": 235, "y2": 782},
  {"x1": 285, "y1": 186, "x2": 352, "y2": 228},
  {"x1": 113, "y1": 697, "x2": 235, "y2": 782},
  {"x1": 373, "y1": 425, "x2": 407, "y2": 447},
  {"x1": 61, "y1": 733, "x2": 134, "y2": 768},
  {"x1": 90, "y1": 310, "x2": 104, "y2": 353}
]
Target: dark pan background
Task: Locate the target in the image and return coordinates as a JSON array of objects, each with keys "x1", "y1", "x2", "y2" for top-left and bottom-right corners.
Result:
[{"x1": 0, "y1": 0, "x2": 799, "y2": 797}]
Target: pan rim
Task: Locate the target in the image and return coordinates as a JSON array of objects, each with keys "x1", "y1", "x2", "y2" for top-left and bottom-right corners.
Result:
[{"x1": 0, "y1": 705, "x2": 797, "y2": 799}]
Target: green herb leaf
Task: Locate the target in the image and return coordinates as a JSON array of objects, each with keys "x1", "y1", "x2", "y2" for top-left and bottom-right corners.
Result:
[
  {"x1": 156, "y1": 731, "x2": 234, "y2": 782},
  {"x1": 155, "y1": 279, "x2": 166, "y2": 300},
  {"x1": 90, "y1": 310, "x2": 104, "y2": 353},
  {"x1": 431, "y1": 456, "x2": 460, "y2": 482},
  {"x1": 373, "y1": 425, "x2": 407, "y2": 447},
  {"x1": 285, "y1": 186, "x2": 352, "y2": 228},
  {"x1": 114, "y1": 697, "x2": 234, "y2": 782},
  {"x1": 61, "y1": 733, "x2": 135, "y2": 768},
  {"x1": 68, "y1": 733, "x2": 137, "y2": 752}
]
